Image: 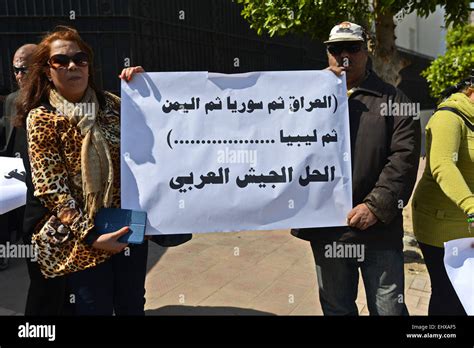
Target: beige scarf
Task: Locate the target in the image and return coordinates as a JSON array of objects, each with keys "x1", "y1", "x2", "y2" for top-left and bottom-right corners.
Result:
[{"x1": 49, "y1": 87, "x2": 114, "y2": 216}]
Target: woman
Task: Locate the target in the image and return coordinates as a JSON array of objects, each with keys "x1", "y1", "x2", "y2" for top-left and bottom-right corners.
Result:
[
  {"x1": 15, "y1": 26, "x2": 146, "y2": 315},
  {"x1": 412, "y1": 82, "x2": 474, "y2": 316}
]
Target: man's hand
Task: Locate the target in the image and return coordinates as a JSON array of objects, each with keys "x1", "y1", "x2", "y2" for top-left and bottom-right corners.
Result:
[
  {"x1": 92, "y1": 226, "x2": 129, "y2": 254},
  {"x1": 347, "y1": 203, "x2": 378, "y2": 230},
  {"x1": 326, "y1": 66, "x2": 345, "y2": 77}
]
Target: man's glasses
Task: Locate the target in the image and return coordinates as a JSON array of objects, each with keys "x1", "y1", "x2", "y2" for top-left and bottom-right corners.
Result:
[
  {"x1": 48, "y1": 52, "x2": 89, "y2": 70},
  {"x1": 13, "y1": 66, "x2": 28, "y2": 75},
  {"x1": 327, "y1": 44, "x2": 363, "y2": 55}
]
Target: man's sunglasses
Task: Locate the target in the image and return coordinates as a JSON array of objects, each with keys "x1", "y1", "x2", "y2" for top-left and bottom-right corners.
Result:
[
  {"x1": 48, "y1": 52, "x2": 89, "y2": 70},
  {"x1": 13, "y1": 66, "x2": 28, "y2": 75},
  {"x1": 327, "y1": 44, "x2": 363, "y2": 55}
]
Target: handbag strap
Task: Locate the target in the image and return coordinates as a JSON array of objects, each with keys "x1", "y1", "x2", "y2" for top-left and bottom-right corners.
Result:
[{"x1": 436, "y1": 106, "x2": 474, "y2": 132}]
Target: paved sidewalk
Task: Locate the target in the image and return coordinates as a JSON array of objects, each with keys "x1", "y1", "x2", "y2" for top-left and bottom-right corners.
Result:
[
  {"x1": 0, "y1": 158, "x2": 431, "y2": 316},
  {"x1": 0, "y1": 229, "x2": 430, "y2": 316},
  {"x1": 143, "y1": 230, "x2": 430, "y2": 315}
]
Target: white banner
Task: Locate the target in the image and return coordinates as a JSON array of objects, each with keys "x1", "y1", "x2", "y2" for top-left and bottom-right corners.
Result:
[
  {"x1": 121, "y1": 71, "x2": 352, "y2": 234},
  {"x1": 444, "y1": 238, "x2": 474, "y2": 315},
  {"x1": 0, "y1": 157, "x2": 27, "y2": 215}
]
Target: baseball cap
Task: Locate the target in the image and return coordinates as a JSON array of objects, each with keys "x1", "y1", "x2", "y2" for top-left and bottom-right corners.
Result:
[{"x1": 324, "y1": 21, "x2": 366, "y2": 44}]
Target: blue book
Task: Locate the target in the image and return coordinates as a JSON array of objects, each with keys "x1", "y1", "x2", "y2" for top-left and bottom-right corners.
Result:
[{"x1": 94, "y1": 208, "x2": 147, "y2": 244}]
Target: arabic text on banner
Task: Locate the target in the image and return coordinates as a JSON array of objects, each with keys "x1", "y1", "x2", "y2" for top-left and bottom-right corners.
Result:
[{"x1": 121, "y1": 71, "x2": 352, "y2": 234}]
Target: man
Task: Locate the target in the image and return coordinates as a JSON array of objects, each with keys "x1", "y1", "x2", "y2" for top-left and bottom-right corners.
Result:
[
  {"x1": 0, "y1": 44, "x2": 37, "y2": 271},
  {"x1": 1, "y1": 44, "x2": 37, "y2": 156},
  {"x1": 0, "y1": 86, "x2": 11, "y2": 151},
  {"x1": 292, "y1": 22, "x2": 421, "y2": 315}
]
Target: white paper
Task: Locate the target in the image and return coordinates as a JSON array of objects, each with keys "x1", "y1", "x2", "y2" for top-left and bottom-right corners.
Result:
[
  {"x1": 121, "y1": 71, "x2": 352, "y2": 234},
  {"x1": 0, "y1": 157, "x2": 27, "y2": 214},
  {"x1": 444, "y1": 237, "x2": 474, "y2": 315}
]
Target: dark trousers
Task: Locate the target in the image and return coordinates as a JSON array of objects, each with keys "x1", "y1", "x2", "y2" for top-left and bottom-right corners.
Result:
[
  {"x1": 418, "y1": 242, "x2": 467, "y2": 316},
  {"x1": 0, "y1": 213, "x2": 9, "y2": 245},
  {"x1": 25, "y1": 256, "x2": 69, "y2": 315},
  {"x1": 0, "y1": 207, "x2": 25, "y2": 244},
  {"x1": 68, "y1": 241, "x2": 148, "y2": 315}
]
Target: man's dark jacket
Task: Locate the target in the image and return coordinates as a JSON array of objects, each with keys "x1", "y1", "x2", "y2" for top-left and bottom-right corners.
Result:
[
  {"x1": 292, "y1": 70, "x2": 421, "y2": 250},
  {"x1": 0, "y1": 91, "x2": 26, "y2": 157}
]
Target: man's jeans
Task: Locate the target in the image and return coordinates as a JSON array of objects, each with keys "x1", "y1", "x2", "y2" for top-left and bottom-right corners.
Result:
[{"x1": 310, "y1": 241, "x2": 409, "y2": 316}]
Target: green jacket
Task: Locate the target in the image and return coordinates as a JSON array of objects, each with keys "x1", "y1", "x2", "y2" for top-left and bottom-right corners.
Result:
[{"x1": 412, "y1": 93, "x2": 474, "y2": 247}]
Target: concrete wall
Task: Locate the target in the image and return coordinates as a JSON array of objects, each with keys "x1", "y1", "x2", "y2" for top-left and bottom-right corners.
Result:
[{"x1": 395, "y1": 6, "x2": 446, "y2": 58}]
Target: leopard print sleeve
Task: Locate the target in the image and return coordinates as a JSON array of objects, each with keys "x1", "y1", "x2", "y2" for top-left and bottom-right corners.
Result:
[
  {"x1": 26, "y1": 107, "x2": 111, "y2": 278},
  {"x1": 26, "y1": 107, "x2": 94, "y2": 239}
]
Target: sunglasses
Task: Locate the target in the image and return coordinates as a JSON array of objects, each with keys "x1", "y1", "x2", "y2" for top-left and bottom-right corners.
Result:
[
  {"x1": 327, "y1": 44, "x2": 363, "y2": 55},
  {"x1": 13, "y1": 66, "x2": 28, "y2": 75},
  {"x1": 48, "y1": 52, "x2": 89, "y2": 70}
]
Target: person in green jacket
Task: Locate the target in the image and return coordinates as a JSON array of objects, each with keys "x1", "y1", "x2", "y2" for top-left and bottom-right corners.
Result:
[{"x1": 412, "y1": 82, "x2": 474, "y2": 316}]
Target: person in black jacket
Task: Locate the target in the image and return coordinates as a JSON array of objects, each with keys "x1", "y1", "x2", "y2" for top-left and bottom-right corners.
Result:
[
  {"x1": 1, "y1": 44, "x2": 36, "y2": 158},
  {"x1": 0, "y1": 44, "x2": 36, "y2": 271},
  {"x1": 2, "y1": 43, "x2": 66, "y2": 314},
  {"x1": 292, "y1": 22, "x2": 421, "y2": 315}
]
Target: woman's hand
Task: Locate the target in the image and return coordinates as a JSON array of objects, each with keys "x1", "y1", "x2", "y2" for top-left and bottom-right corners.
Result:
[
  {"x1": 92, "y1": 226, "x2": 129, "y2": 254},
  {"x1": 119, "y1": 66, "x2": 145, "y2": 82}
]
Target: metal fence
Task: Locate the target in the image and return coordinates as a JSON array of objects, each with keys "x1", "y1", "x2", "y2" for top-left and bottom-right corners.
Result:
[{"x1": 0, "y1": 0, "x2": 433, "y2": 108}]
